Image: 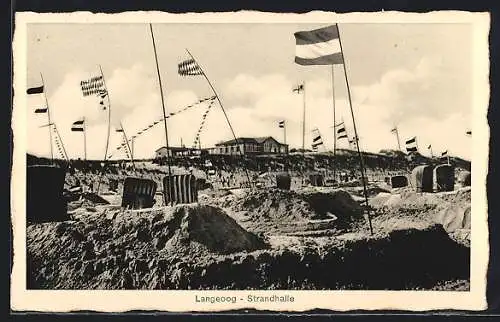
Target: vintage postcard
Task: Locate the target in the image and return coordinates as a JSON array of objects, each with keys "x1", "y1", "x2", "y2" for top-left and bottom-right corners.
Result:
[{"x1": 11, "y1": 11, "x2": 490, "y2": 312}]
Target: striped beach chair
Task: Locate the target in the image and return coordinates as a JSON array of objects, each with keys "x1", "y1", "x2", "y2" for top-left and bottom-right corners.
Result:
[
  {"x1": 163, "y1": 174, "x2": 198, "y2": 205},
  {"x1": 121, "y1": 177, "x2": 157, "y2": 209}
]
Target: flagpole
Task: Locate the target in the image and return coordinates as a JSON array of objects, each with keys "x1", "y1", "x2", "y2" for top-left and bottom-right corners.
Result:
[
  {"x1": 283, "y1": 122, "x2": 287, "y2": 145},
  {"x1": 336, "y1": 24, "x2": 373, "y2": 235},
  {"x1": 150, "y1": 24, "x2": 174, "y2": 204},
  {"x1": 83, "y1": 117, "x2": 87, "y2": 161},
  {"x1": 39, "y1": 73, "x2": 54, "y2": 162},
  {"x1": 302, "y1": 82, "x2": 306, "y2": 154},
  {"x1": 331, "y1": 65, "x2": 337, "y2": 183},
  {"x1": 95, "y1": 65, "x2": 112, "y2": 194},
  {"x1": 185, "y1": 48, "x2": 252, "y2": 189},
  {"x1": 394, "y1": 126, "x2": 402, "y2": 151},
  {"x1": 429, "y1": 145, "x2": 434, "y2": 158},
  {"x1": 120, "y1": 122, "x2": 135, "y2": 170}
]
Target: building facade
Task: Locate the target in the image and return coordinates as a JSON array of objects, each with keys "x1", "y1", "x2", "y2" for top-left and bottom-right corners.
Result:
[
  {"x1": 208, "y1": 137, "x2": 288, "y2": 155},
  {"x1": 154, "y1": 146, "x2": 206, "y2": 159}
]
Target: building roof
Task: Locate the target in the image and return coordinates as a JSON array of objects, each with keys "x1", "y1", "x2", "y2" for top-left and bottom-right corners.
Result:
[{"x1": 215, "y1": 136, "x2": 286, "y2": 146}]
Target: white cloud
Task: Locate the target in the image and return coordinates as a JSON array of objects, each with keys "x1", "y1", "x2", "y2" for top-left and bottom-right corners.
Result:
[{"x1": 27, "y1": 58, "x2": 472, "y2": 161}]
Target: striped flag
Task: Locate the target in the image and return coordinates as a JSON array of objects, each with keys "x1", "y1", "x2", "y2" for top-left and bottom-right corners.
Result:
[
  {"x1": 178, "y1": 59, "x2": 203, "y2": 76},
  {"x1": 278, "y1": 120, "x2": 285, "y2": 128},
  {"x1": 405, "y1": 136, "x2": 418, "y2": 152},
  {"x1": 311, "y1": 129, "x2": 323, "y2": 148},
  {"x1": 294, "y1": 25, "x2": 344, "y2": 66},
  {"x1": 71, "y1": 119, "x2": 85, "y2": 132},
  {"x1": 335, "y1": 122, "x2": 348, "y2": 139},
  {"x1": 80, "y1": 75, "x2": 106, "y2": 97}
]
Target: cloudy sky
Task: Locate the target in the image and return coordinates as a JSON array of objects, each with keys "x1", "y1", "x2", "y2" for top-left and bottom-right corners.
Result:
[{"x1": 26, "y1": 22, "x2": 474, "y2": 160}]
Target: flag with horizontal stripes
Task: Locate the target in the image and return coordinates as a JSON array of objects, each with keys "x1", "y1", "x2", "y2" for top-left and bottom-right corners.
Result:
[
  {"x1": 294, "y1": 25, "x2": 344, "y2": 66},
  {"x1": 278, "y1": 120, "x2": 285, "y2": 128},
  {"x1": 335, "y1": 122, "x2": 348, "y2": 139},
  {"x1": 405, "y1": 136, "x2": 418, "y2": 152},
  {"x1": 71, "y1": 119, "x2": 85, "y2": 132},
  {"x1": 178, "y1": 59, "x2": 203, "y2": 76},
  {"x1": 80, "y1": 75, "x2": 106, "y2": 97}
]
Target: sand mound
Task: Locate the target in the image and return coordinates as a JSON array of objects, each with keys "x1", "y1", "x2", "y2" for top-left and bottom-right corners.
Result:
[
  {"x1": 27, "y1": 204, "x2": 266, "y2": 289},
  {"x1": 226, "y1": 188, "x2": 363, "y2": 233}
]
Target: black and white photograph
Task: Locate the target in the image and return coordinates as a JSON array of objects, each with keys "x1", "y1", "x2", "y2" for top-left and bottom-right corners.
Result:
[{"x1": 11, "y1": 11, "x2": 489, "y2": 312}]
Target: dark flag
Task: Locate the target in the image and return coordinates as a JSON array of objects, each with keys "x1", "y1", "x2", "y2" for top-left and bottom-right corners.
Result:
[
  {"x1": 293, "y1": 84, "x2": 304, "y2": 93},
  {"x1": 178, "y1": 59, "x2": 203, "y2": 76},
  {"x1": 27, "y1": 84, "x2": 48, "y2": 113},
  {"x1": 441, "y1": 150, "x2": 448, "y2": 157},
  {"x1": 294, "y1": 25, "x2": 344, "y2": 66},
  {"x1": 71, "y1": 119, "x2": 85, "y2": 132},
  {"x1": 279, "y1": 120, "x2": 285, "y2": 128},
  {"x1": 34, "y1": 108, "x2": 48, "y2": 113},
  {"x1": 466, "y1": 130, "x2": 472, "y2": 136},
  {"x1": 27, "y1": 85, "x2": 44, "y2": 95}
]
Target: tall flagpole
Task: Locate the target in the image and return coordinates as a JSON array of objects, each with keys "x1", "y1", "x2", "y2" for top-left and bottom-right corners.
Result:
[
  {"x1": 185, "y1": 48, "x2": 252, "y2": 189},
  {"x1": 83, "y1": 117, "x2": 87, "y2": 161},
  {"x1": 429, "y1": 145, "x2": 434, "y2": 158},
  {"x1": 394, "y1": 126, "x2": 402, "y2": 151},
  {"x1": 39, "y1": 73, "x2": 54, "y2": 162},
  {"x1": 96, "y1": 65, "x2": 113, "y2": 194},
  {"x1": 331, "y1": 65, "x2": 337, "y2": 183},
  {"x1": 336, "y1": 24, "x2": 373, "y2": 235},
  {"x1": 302, "y1": 82, "x2": 306, "y2": 153},
  {"x1": 150, "y1": 23, "x2": 173, "y2": 204}
]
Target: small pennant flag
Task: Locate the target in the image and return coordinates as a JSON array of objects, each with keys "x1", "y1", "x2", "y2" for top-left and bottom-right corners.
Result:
[
  {"x1": 293, "y1": 84, "x2": 304, "y2": 93},
  {"x1": 279, "y1": 120, "x2": 285, "y2": 128},
  {"x1": 294, "y1": 25, "x2": 344, "y2": 66},
  {"x1": 390, "y1": 127, "x2": 397, "y2": 133},
  {"x1": 178, "y1": 59, "x2": 203, "y2": 76},
  {"x1": 116, "y1": 128, "x2": 124, "y2": 133},
  {"x1": 405, "y1": 136, "x2": 418, "y2": 152},
  {"x1": 466, "y1": 130, "x2": 472, "y2": 136},
  {"x1": 71, "y1": 119, "x2": 85, "y2": 132},
  {"x1": 427, "y1": 144, "x2": 432, "y2": 149},
  {"x1": 441, "y1": 150, "x2": 448, "y2": 157},
  {"x1": 80, "y1": 75, "x2": 106, "y2": 97}
]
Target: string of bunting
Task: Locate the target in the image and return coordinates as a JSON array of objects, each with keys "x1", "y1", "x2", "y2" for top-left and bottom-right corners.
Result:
[
  {"x1": 51, "y1": 125, "x2": 66, "y2": 159},
  {"x1": 107, "y1": 95, "x2": 216, "y2": 159},
  {"x1": 192, "y1": 98, "x2": 216, "y2": 148}
]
